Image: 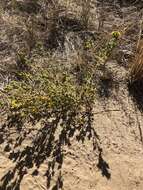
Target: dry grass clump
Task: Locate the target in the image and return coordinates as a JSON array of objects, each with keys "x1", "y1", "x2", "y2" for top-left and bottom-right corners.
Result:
[
  {"x1": 130, "y1": 16, "x2": 143, "y2": 83},
  {"x1": 130, "y1": 39, "x2": 143, "y2": 83},
  {"x1": 80, "y1": 0, "x2": 92, "y2": 29},
  {"x1": 129, "y1": 16, "x2": 143, "y2": 84}
]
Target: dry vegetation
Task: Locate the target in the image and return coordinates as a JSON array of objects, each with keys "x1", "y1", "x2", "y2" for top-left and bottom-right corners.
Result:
[
  {"x1": 0, "y1": 0, "x2": 122, "y2": 121},
  {"x1": 130, "y1": 21, "x2": 143, "y2": 84},
  {"x1": 0, "y1": 0, "x2": 143, "y2": 189}
]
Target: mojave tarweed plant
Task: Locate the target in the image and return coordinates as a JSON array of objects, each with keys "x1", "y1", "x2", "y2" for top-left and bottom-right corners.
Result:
[{"x1": 2, "y1": 61, "x2": 96, "y2": 123}]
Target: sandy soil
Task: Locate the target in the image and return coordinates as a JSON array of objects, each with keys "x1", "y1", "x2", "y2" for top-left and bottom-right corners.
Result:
[
  {"x1": 1, "y1": 60, "x2": 143, "y2": 190},
  {"x1": 1, "y1": 1, "x2": 143, "y2": 190}
]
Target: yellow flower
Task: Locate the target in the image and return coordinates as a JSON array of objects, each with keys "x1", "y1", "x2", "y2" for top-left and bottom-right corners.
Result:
[
  {"x1": 11, "y1": 99, "x2": 21, "y2": 109},
  {"x1": 40, "y1": 96, "x2": 48, "y2": 100},
  {"x1": 84, "y1": 40, "x2": 93, "y2": 49},
  {"x1": 111, "y1": 31, "x2": 121, "y2": 39}
]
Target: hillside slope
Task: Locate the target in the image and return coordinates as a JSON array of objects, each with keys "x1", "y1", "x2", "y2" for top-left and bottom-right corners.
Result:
[{"x1": 0, "y1": 1, "x2": 143, "y2": 190}]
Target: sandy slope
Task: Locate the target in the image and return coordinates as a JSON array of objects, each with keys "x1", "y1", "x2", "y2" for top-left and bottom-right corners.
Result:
[
  {"x1": 1, "y1": 60, "x2": 143, "y2": 190},
  {"x1": 1, "y1": 1, "x2": 143, "y2": 190}
]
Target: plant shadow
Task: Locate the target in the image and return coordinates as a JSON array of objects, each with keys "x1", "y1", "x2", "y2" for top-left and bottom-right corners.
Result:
[
  {"x1": 0, "y1": 106, "x2": 111, "y2": 189},
  {"x1": 97, "y1": 151, "x2": 111, "y2": 179},
  {"x1": 128, "y1": 80, "x2": 143, "y2": 111},
  {"x1": 45, "y1": 15, "x2": 84, "y2": 51}
]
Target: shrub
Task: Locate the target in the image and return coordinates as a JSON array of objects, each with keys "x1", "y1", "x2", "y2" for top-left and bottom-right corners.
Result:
[{"x1": 2, "y1": 58, "x2": 96, "y2": 124}]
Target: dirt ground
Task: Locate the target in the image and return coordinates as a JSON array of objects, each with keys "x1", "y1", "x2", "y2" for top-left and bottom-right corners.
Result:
[{"x1": 0, "y1": 1, "x2": 143, "y2": 190}]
